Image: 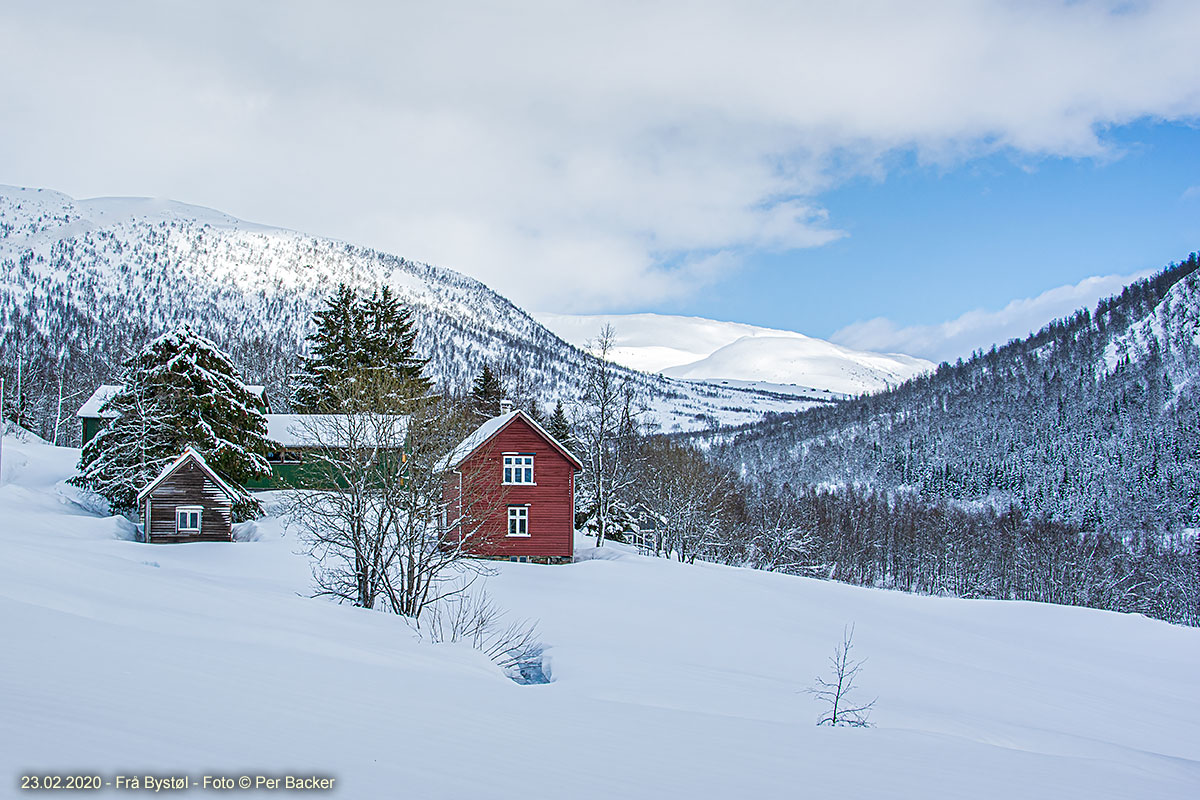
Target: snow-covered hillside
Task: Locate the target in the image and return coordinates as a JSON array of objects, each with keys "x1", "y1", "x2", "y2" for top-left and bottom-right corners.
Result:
[
  {"x1": 4, "y1": 432, "x2": 1199, "y2": 799},
  {"x1": 0, "y1": 185, "x2": 822, "y2": 436},
  {"x1": 535, "y1": 311, "x2": 931, "y2": 395}
]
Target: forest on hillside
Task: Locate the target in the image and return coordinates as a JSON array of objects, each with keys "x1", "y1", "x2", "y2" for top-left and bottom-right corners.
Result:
[{"x1": 720, "y1": 255, "x2": 1200, "y2": 535}]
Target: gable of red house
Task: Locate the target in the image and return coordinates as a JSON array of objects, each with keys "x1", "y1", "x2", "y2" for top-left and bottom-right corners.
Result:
[{"x1": 443, "y1": 409, "x2": 582, "y2": 564}]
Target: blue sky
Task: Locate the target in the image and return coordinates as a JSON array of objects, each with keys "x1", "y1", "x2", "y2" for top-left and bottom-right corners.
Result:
[
  {"x1": 3, "y1": 2, "x2": 1200, "y2": 361},
  {"x1": 679, "y1": 119, "x2": 1200, "y2": 356}
]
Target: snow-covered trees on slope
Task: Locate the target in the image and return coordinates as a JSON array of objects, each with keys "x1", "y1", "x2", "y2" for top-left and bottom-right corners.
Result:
[
  {"x1": 72, "y1": 326, "x2": 269, "y2": 513},
  {"x1": 721, "y1": 254, "x2": 1200, "y2": 535},
  {"x1": 0, "y1": 190, "x2": 804, "y2": 445},
  {"x1": 637, "y1": 438, "x2": 738, "y2": 563}
]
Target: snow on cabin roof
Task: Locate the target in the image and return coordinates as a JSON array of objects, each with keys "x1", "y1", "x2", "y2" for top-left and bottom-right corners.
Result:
[
  {"x1": 77, "y1": 384, "x2": 267, "y2": 418},
  {"x1": 136, "y1": 447, "x2": 242, "y2": 503},
  {"x1": 439, "y1": 409, "x2": 583, "y2": 472},
  {"x1": 77, "y1": 385, "x2": 123, "y2": 418},
  {"x1": 264, "y1": 414, "x2": 408, "y2": 449}
]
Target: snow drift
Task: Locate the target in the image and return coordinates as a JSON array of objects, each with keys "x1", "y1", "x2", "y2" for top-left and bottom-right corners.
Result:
[{"x1": 1, "y1": 433, "x2": 1198, "y2": 799}]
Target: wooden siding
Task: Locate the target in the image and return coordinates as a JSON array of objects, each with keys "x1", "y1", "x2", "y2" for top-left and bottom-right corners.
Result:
[
  {"x1": 448, "y1": 415, "x2": 576, "y2": 559},
  {"x1": 144, "y1": 459, "x2": 234, "y2": 543}
]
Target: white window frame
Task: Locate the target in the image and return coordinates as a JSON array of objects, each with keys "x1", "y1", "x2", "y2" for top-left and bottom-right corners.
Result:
[
  {"x1": 176, "y1": 505, "x2": 203, "y2": 534},
  {"x1": 503, "y1": 453, "x2": 535, "y2": 485},
  {"x1": 507, "y1": 505, "x2": 530, "y2": 537}
]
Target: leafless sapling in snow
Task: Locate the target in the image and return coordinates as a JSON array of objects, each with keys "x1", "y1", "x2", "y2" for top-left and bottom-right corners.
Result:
[{"x1": 806, "y1": 624, "x2": 876, "y2": 727}]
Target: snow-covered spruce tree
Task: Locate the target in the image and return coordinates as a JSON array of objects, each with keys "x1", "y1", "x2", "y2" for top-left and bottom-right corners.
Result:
[
  {"x1": 361, "y1": 285, "x2": 431, "y2": 408},
  {"x1": 72, "y1": 326, "x2": 270, "y2": 515}
]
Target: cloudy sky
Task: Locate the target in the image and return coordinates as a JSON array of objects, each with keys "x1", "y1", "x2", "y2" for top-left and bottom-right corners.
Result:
[{"x1": 2, "y1": 0, "x2": 1199, "y2": 361}]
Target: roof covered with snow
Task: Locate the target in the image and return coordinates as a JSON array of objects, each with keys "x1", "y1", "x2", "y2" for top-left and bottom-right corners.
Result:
[
  {"x1": 76, "y1": 385, "x2": 124, "y2": 418},
  {"x1": 265, "y1": 414, "x2": 408, "y2": 449},
  {"x1": 78, "y1": 383, "x2": 267, "y2": 418},
  {"x1": 440, "y1": 410, "x2": 582, "y2": 472}
]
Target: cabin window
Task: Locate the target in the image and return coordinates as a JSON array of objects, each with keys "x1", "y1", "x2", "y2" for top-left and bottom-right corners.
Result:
[
  {"x1": 265, "y1": 450, "x2": 283, "y2": 463},
  {"x1": 176, "y1": 506, "x2": 202, "y2": 534},
  {"x1": 503, "y1": 454, "x2": 534, "y2": 484},
  {"x1": 507, "y1": 505, "x2": 530, "y2": 537},
  {"x1": 283, "y1": 450, "x2": 303, "y2": 464}
]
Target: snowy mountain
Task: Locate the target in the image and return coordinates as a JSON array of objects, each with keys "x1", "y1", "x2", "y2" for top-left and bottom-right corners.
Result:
[
  {"x1": 0, "y1": 185, "x2": 826, "y2": 440},
  {"x1": 719, "y1": 254, "x2": 1200, "y2": 535},
  {"x1": 4, "y1": 432, "x2": 1199, "y2": 798},
  {"x1": 534, "y1": 311, "x2": 931, "y2": 395}
]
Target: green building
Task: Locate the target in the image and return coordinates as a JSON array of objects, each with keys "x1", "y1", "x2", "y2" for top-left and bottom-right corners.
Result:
[{"x1": 76, "y1": 386, "x2": 405, "y2": 491}]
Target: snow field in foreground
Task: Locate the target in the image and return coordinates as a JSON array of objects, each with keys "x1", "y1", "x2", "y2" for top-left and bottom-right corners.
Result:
[{"x1": 1, "y1": 433, "x2": 1198, "y2": 799}]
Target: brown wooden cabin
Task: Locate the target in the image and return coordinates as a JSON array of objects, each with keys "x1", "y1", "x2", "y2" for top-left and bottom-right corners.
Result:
[
  {"x1": 136, "y1": 448, "x2": 241, "y2": 543},
  {"x1": 443, "y1": 406, "x2": 582, "y2": 564}
]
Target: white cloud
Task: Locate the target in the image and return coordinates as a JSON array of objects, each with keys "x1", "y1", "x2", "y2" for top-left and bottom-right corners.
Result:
[
  {"x1": 830, "y1": 271, "x2": 1154, "y2": 362},
  {"x1": 1, "y1": 1, "x2": 1199, "y2": 310}
]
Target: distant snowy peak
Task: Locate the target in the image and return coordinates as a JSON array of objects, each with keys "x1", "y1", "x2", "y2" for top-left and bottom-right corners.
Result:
[
  {"x1": 534, "y1": 312, "x2": 932, "y2": 395},
  {"x1": 662, "y1": 335, "x2": 931, "y2": 396}
]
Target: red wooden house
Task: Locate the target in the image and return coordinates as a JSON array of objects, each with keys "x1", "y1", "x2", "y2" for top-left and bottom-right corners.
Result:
[{"x1": 443, "y1": 406, "x2": 582, "y2": 563}]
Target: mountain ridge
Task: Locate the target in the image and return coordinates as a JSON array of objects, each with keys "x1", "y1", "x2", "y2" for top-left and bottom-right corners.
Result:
[
  {"x1": 716, "y1": 253, "x2": 1200, "y2": 534},
  {"x1": 0, "y1": 184, "x2": 824, "y2": 442}
]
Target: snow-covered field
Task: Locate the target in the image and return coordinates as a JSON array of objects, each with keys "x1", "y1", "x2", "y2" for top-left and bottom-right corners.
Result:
[{"x1": 3, "y1": 433, "x2": 1199, "y2": 798}]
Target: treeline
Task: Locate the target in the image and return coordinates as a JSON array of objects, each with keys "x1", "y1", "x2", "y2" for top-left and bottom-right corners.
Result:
[
  {"x1": 609, "y1": 440, "x2": 1200, "y2": 627},
  {"x1": 709, "y1": 482, "x2": 1200, "y2": 626}
]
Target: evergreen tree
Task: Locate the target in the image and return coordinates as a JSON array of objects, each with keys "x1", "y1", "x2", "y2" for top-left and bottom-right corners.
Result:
[
  {"x1": 469, "y1": 363, "x2": 504, "y2": 421},
  {"x1": 546, "y1": 400, "x2": 576, "y2": 453},
  {"x1": 361, "y1": 285, "x2": 432, "y2": 406},
  {"x1": 293, "y1": 284, "x2": 364, "y2": 411},
  {"x1": 294, "y1": 284, "x2": 431, "y2": 412},
  {"x1": 72, "y1": 326, "x2": 271, "y2": 513}
]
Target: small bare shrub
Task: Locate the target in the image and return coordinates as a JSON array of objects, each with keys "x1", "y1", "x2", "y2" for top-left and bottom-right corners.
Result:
[
  {"x1": 419, "y1": 583, "x2": 547, "y2": 684},
  {"x1": 806, "y1": 624, "x2": 876, "y2": 727}
]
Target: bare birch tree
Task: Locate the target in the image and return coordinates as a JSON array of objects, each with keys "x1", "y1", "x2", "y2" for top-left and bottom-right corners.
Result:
[
  {"x1": 639, "y1": 438, "x2": 736, "y2": 563},
  {"x1": 574, "y1": 325, "x2": 649, "y2": 546},
  {"x1": 806, "y1": 624, "x2": 876, "y2": 727},
  {"x1": 290, "y1": 379, "x2": 505, "y2": 619}
]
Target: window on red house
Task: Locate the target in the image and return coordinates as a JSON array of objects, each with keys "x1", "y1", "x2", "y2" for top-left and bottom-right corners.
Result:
[{"x1": 507, "y1": 505, "x2": 529, "y2": 536}]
